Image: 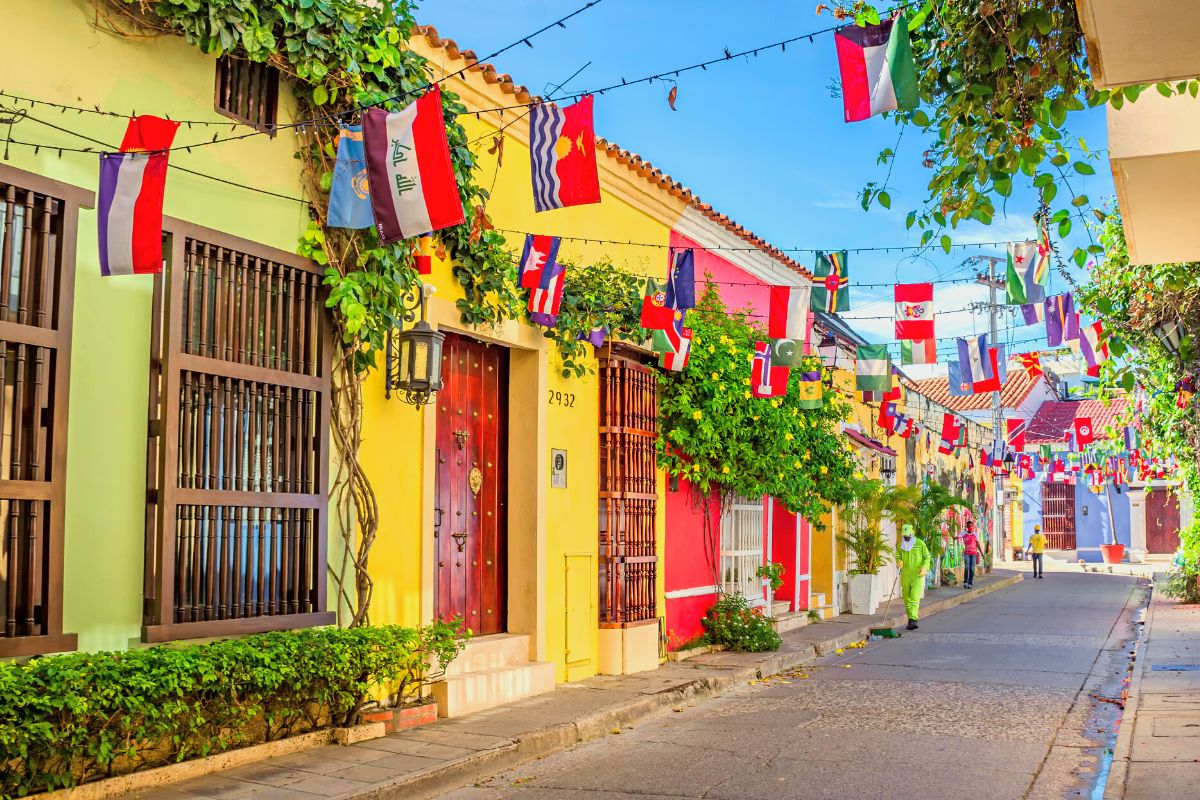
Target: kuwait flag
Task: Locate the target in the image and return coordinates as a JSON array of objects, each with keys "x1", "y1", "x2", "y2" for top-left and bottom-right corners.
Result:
[
  {"x1": 529, "y1": 95, "x2": 601, "y2": 212},
  {"x1": 768, "y1": 284, "x2": 812, "y2": 341},
  {"x1": 1005, "y1": 230, "x2": 1050, "y2": 305},
  {"x1": 518, "y1": 234, "x2": 561, "y2": 289},
  {"x1": 810, "y1": 251, "x2": 850, "y2": 313},
  {"x1": 834, "y1": 14, "x2": 920, "y2": 123},
  {"x1": 362, "y1": 86, "x2": 465, "y2": 245},
  {"x1": 98, "y1": 151, "x2": 170, "y2": 276},
  {"x1": 901, "y1": 338, "x2": 936, "y2": 365},
  {"x1": 855, "y1": 344, "x2": 891, "y2": 393},
  {"x1": 894, "y1": 282, "x2": 934, "y2": 340},
  {"x1": 751, "y1": 341, "x2": 790, "y2": 398}
]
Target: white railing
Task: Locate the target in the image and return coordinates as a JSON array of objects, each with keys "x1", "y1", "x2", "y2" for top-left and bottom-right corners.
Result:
[{"x1": 720, "y1": 495, "x2": 765, "y2": 605}]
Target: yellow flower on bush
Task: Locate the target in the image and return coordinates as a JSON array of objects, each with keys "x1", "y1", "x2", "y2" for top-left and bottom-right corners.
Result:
[
  {"x1": 793, "y1": 460, "x2": 802, "y2": 469},
  {"x1": 747, "y1": 354, "x2": 755, "y2": 362},
  {"x1": 802, "y1": 452, "x2": 811, "y2": 461},
  {"x1": 853, "y1": 471, "x2": 863, "y2": 479},
  {"x1": 708, "y1": 345, "x2": 716, "y2": 354},
  {"x1": 711, "y1": 371, "x2": 720, "y2": 380},
  {"x1": 722, "y1": 466, "x2": 730, "y2": 474},
  {"x1": 770, "y1": 399, "x2": 780, "y2": 408},
  {"x1": 719, "y1": 384, "x2": 726, "y2": 392},
  {"x1": 820, "y1": 465, "x2": 828, "y2": 475},
  {"x1": 744, "y1": 390, "x2": 752, "y2": 399},
  {"x1": 692, "y1": 410, "x2": 703, "y2": 420},
  {"x1": 784, "y1": 432, "x2": 794, "y2": 441}
]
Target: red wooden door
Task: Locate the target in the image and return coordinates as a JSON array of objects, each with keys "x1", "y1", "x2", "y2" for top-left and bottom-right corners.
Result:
[
  {"x1": 1041, "y1": 482, "x2": 1076, "y2": 550},
  {"x1": 435, "y1": 334, "x2": 508, "y2": 635},
  {"x1": 1146, "y1": 489, "x2": 1181, "y2": 554}
]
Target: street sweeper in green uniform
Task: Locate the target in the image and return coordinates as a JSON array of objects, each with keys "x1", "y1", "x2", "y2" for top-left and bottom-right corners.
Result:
[{"x1": 897, "y1": 523, "x2": 931, "y2": 631}]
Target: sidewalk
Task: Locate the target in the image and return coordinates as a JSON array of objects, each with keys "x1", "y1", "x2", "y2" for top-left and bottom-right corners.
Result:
[
  {"x1": 115, "y1": 571, "x2": 1022, "y2": 800},
  {"x1": 1105, "y1": 579, "x2": 1200, "y2": 799}
]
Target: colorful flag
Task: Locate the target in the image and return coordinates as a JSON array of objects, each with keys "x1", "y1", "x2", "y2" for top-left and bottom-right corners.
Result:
[
  {"x1": 862, "y1": 383, "x2": 901, "y2": 404},
  {"x1": 654, "y1": 321, "x2": 692, "y2": 372},
  {"x1": 518, "y1": 234, "x2": 560, "y2": 289},
  {"x1": 665, "y1": 248, "x2": 696, "y2": 312},
  {"x1": 1044, "y1": 293, "x2": 1080, "y2": 347},
  {"x1": 1179, "y1": 377, "x2": 1196, "y2": 409},
  {"x1": 1016, "y1": 352, "x2": 1043, "y2": 380},
  {"x1": 658, "y1": 332, "x2": 692, "y2": 372},
  {"x1": 1124, "y1": 427, "x2": 1141, "y2": 451},
  {"x1": 1017, "y1": 454, "x2": 1035, "y2": 480},
  {"x1": 1006, "y1": 418, "x2": 1027, "y2": 452},
  {"x1": 895, "y1": 411, "x2": 915, "y2": 439},
  {"x1": 640, "y1": 277, "x2": 677, "y2": 330},
  {"x1": 947, "y1": 361, "x2": 972, "y2": 397},
  {"x1": 956, "y1": 334, "x2": 1001, "y2": 393},
  {"x1": 529, "y1": 95, "x2": 600, "y2": 212},
  {"x1": 98, "y1": 151, "x2": 169, "y2": 276},
  {"x1": 796, "y1": 371, "x2": 823, "y2": 409},
  {"x1": 1077, "y1": 320, "x2": 1109, "y2": 377},
  {"x1": 1020, "y1": 302, "x2": 1044, "y2": 325},
  {"x1": 810, "y1": 251, "x2": 849, "y2": 313},
  {"x1": 1074, "y1": 417, "x2": 1095, "y2": 446},
  {"x1": 878, "y1": 400, "x2": 898, "y2": 434},
  {"x1": 938, "y1": 413, "x2": 963, "y2": 454},
  {"x1": 119, "y1": 115, "x2": 180, "y2": 153},
  {"x1": 770, "y1": 337, "x2": 805, "y2": 368},
  {"x1": 901, "y1": 338, "x2": 936, "y2": 365},
  {"x1": 578, "y1": 326, "x2": 607, "y2": 347},
  {"x1": 981, "y1": 446, "x2": 998, "y2": 469},
  {"x1": 1005, "y1": 231, "x2": 1050, "y2": 305},
  {"x1": 834, "y1": 14, "x2": 919, "y2": 123},
  {"x1": 328, "y1": 125, "x2": 375, "y2": 229},
  {"x1": 362, "y1": 87, "x2": 464, "y2": 244},
  {"x1": 855, "y1": 344, "x2": 891, "y2": 392},
  {"x1": 894, "y1": 283, "x2": 934, "y2": 340},
  {"x1": 412, "y1": 235, "x2": 433, "y2": 275},
  {"x1": 752, "y1": 341, "x2": 789, "y2": 398},
  {"x1": 528, "y1": 255, "x2": 566, "y2": 326},
  {"x1": 769, "y1": 284, "x2": 813, "y2": 340}
]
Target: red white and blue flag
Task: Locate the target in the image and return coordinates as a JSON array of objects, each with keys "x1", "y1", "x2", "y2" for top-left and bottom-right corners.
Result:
[
  {"x1": 518, "y1": 234, "x2": 561, "y2": 289},
  {"x1": 894, "y1": 282, "x2": 934, "y2": 340},
  {"x1": 362, "y1": 86, "x2": 465, "y2": 245},
  {"x1": 654, "y1": 321, "x2": 692, "y2": 372},
  {"x1": 529, "y1": 96, "x2": 600, "y2": 213},
  {"x1": 751, "y1": 340, "x2": 790, "y2": 398},
  {"x1": 938, "y1": 412, "x2": 963, "y2": 454},
  {"x1": 956, "y1": 334, "x2": 1002, "y2": 393},
  {"x1": 1006, "y1": 418, "x2": 1027, "y2": 452},
  {"x1": 528, "y1": 255, "x2": 566, "y2": 327},
  {"x1": 1075, "y1": 320, "x2": 1109, "y2": 377}
]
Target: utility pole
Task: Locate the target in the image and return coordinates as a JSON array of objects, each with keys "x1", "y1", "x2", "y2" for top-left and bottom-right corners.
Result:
[{"x1": 975, "y1": 257, "x2": 1007, "y2": 562}]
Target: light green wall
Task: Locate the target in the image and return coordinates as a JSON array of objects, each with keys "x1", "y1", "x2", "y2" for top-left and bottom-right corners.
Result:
[{"x1": 4, "y1": 0, "x2": 316, "y2": 651}]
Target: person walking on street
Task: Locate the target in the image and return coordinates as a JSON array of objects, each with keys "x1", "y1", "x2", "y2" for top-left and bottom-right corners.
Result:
[
  {"x1": 1026, "y1": 525, "x2": 1047, "y2": 579},
  {"x1": 898, "y1": 523, "x2": 931, "y2": 631},
  {"x1": 962, "y1": 519, "x2": 981, "y2": 589}
]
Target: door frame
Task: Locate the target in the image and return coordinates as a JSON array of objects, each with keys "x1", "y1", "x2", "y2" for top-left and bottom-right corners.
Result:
[{"x1": 419, "y1": 302, "x2": 550, "y2": 661}]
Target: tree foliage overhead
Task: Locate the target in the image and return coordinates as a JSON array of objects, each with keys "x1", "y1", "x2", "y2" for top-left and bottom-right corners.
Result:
[{"x1": 656, "y1": 283, "x2": 858, "y2": 521}]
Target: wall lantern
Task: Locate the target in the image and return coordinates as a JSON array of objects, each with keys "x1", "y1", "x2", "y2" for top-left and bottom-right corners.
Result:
[
  {"x1": 1152, "y1": 317, "x2": 1185, "y2": 360},
  {"x1": 817, "y1": 334, "x2": 839, "y2": 385},
  {"x1": 385, "y1": 284, "x2": 444, "y2": 407}
]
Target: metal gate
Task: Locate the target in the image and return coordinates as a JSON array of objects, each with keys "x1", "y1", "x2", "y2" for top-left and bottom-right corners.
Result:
[
  {"x1": 720, "y1": 495, "x2": 765, "y2": 604},
  {"x1": 1041, "y1": 482, "x2": 1076, "y2": 550}
]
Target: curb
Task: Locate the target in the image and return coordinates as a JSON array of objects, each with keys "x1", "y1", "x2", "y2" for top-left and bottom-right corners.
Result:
[
  {"x1": 1103, "y1": 580, "x2": 1156, "y2": 800},
  {"x1": 360, "y1": 572, "x2": 1024, "y2": 799}
]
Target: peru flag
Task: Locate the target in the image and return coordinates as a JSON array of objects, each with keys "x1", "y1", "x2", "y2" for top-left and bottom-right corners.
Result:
[
  {"x1": 834, "y1": 14, "x2": 920, "y2": 123},
  {"x1": 768, "y1": 284, "x2": 812, "y2": 341},
  {"x1": 894, "y1": 282, "x2": 934, "y2": 340},
  {"x1": 362, "y1": 86, "x2": 465, "y2": 245},
  {"x1": 529, "y1": 95, "x2": 600, "y2": 212},
  {"x1": 98, "y1": 151, "x2": 170, "y2": 276}
]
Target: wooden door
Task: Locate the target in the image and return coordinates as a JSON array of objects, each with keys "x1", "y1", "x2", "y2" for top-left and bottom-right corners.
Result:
[
  {"x1": 1146, "y1": 489, "x2": 1181, "y2": 554},
  {"x1": 435, "y1": 334, "x2": 508, "y2": 635}
]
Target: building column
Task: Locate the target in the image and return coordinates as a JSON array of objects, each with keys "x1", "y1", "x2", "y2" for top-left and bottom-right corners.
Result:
[{"x1": 1126, "y1": 487, "x2": 1148, "y2": 563}]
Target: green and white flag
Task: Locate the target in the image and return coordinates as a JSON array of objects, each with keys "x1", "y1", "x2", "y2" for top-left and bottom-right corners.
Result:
[{"x1": 855, "y1": 344, "x2": 891, "y2": 392}]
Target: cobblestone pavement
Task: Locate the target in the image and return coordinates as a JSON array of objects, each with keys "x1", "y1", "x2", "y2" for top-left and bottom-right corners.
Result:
[{"x1": 438, "y1": 572, "x2": 1148, "y2": 800}]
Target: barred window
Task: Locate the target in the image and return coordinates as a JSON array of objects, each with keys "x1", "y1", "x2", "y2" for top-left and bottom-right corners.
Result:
[{"x1": 214, "y1": 56, "x2": 280, "y2": 134}]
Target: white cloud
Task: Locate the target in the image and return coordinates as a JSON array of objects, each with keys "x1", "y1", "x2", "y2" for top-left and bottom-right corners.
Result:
[
  {"x1": 951, "y1": 215, "x2": 1038, "y2": 246},
  {"x1": 810, "y1": 192, "x2": 861, "y2": 210}
]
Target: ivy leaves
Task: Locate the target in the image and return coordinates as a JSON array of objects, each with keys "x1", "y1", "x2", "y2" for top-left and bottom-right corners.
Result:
[
  {"x1": 537, "y1": 260, "x2": 647, "y2": 377},
  {"x1": 656, "y1": 284, "x2": 857, "y2": 521}
]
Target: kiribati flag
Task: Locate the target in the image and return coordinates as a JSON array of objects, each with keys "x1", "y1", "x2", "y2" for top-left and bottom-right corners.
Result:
[
  {"x1": 362, "y1": 86, "x2": 465, "y2": 245},
  {"x1": 529, "y1": 96, "x2": 600, "y2": 213},
  {"x1": 98, "y1": 151, "x2": 169, "y2": 276}
]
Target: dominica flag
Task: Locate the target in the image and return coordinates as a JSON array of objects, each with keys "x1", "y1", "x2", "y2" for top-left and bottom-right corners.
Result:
[
  {"x1": 855, "y1": 344, "x2": 891, "y2": 393},
  {"x1": 1005, "y1": 230, "x2": 1051, "y2": 305},
  {"x1": 810, "y1": 251, "x2": 850, "y2": 313},
  {"x1": 797, "y1": 371, "x2": 823, "y2": 409},
  {"x1": 834, "y1": 14, "x2": 919, "y2": 123},
  {"x1": 901, "y1": 338, "x2": 936, "y2": 365}
]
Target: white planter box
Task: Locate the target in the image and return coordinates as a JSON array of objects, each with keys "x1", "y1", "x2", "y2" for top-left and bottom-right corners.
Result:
[{"x1": 848, "y1": 572, "x2": 882, "y2": 615}]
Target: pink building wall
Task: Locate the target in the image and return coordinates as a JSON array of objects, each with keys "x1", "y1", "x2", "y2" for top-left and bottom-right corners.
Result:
[{"x1": 670, "y1": 231, "x2": 772, "y2": 320}]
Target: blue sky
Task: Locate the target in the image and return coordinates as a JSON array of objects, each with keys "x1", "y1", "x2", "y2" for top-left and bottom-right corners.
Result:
[{"x1": 420, "y1": 0, "x2": 1112, "y2": 369}]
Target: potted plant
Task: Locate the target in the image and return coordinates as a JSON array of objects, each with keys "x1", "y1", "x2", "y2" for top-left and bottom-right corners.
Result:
[
  {"x1": 1099, "y1": 484, "x2": 1126, "y2": 563},
  {"x1": 838, "y1": 480, "x2": 901, "y2": 614}
]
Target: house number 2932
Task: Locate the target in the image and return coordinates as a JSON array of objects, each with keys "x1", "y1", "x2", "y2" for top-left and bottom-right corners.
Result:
[{"x1": 548, "y1": 390, "x2": 575, "y2": 408}]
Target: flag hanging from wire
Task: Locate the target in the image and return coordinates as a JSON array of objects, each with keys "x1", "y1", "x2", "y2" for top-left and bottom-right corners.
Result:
[
  {"x1": 98, "y1": 151, "x2": 170, "y2": 276},
  {"x1": 1016, "y1": 352, "x2": 1043, "y2": 380},
  {"x1": 938, "y1": 413, "x2": 963, "y2": 454},
  {"x1": 1076, "y1": 320, "x2": 1109, "y2": 377},
  {"x1": 894, "y1": 282, "x2": 934, "y2": 339},
  {"x1": 769, "y1": 284, "x2": 813, "y2": 341},
  {"x1": 1006, "y1": 418, "x2": 1027, "y2": 452},
  {"x1": 797, "y1": 370, "x2": 823, "y2": 409},
  {"x1": 834, "y1": 13, "x2": 920, "y2": 122},
  {"x1": 855, "y1": 344, "x2": 891, "y2": 392},
  {"x1": 810, "y1": 251, "x2": 850, "y2": 313},
  {"x1": 752, "y1": 341, "x2": 790, "y2": 398},
  {"x1": 1005, "y1": 230, "x2": 1050, "y2": 305},
  {"x1": 529, "y1": 95, "x2": 600, "y2": 212},
  {"x1": 956, "y1": 334, "x2": 1001, "y2": 393},
  {"x1": 1044, "y1": 293, "x2": 1080, "y2": 347},
  {"x1": 327, "y1": 125, "x2": 375, "y2": 230},
  {"x1": 518, "y1": 234, "x2": 561, "y2": 289}
]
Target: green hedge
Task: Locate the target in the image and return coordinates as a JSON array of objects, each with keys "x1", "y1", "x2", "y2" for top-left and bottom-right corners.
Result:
[{"x1": 0, "y1": 622, "x2": 463, "y2": 797}]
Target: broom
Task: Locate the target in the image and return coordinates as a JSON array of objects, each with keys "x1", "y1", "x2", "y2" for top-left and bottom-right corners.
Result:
[{"x1": 868, "y1": 573, "x2": 902, "y2": 639}]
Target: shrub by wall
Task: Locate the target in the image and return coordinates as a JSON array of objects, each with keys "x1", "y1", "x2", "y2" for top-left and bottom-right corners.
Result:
[{"x1": 0, "y1": 622, "x2": 463, "y2": 797}]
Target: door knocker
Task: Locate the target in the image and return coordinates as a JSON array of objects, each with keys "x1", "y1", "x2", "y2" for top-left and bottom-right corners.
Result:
[
  {"x1": 451, "y1": 532, "x2": 468, "y2": 552},
  {"x1": 453, "y1": 429, "x2": 470, "y2": 449},
  {"x1": 469, "y1": 466, "x2": 483, "y2": 497}
]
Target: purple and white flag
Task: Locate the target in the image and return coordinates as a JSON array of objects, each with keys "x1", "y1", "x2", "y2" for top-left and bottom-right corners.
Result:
[{"x1": 98, "y1": 151, "x2": 169, "y2": 276}]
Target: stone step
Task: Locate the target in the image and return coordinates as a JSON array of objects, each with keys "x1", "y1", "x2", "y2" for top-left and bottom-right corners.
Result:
[
  {"x1": 771, "y1": 611, "x2": 811, "y2": 634},
  {"x1": 431, "y1": 660, "x2": 556, "y2": 719},
  {"x1": 770, "y1": 600, "x2": 791, "y2": 616},
  {"x1": 444, "y1": 633, "x2": 531, "y2": 677}
]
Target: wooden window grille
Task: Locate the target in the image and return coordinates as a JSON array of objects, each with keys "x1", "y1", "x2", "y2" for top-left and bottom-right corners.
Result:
[
  {"x1": 143, "y1": 220, "x2": 332, "y2": 642},
  {"x1": 1040, "y1": 482, "x2": 1076, "y2": 550},
  {"x1": 0, "y1": 164, "x2": 87, "y2": 658},
  {"x1": 214, "y1": 56, "x2": 280, "y2": 134},
  {"x1": 598, "y1": 350, "x2": 658, "y2": 627}
]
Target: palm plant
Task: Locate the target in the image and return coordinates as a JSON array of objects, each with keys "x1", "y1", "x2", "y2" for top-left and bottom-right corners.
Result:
[
  {"x1": 912, "y1": 483, "x2": 972, "y2": 561},
  {"x1": 837, "y1": 480, "x2": 914, "y2": 575}
]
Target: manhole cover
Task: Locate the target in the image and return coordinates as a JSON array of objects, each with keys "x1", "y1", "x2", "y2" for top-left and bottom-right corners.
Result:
[{"x1": 1151, "y1": 665, "x2": 1200, "y2": 671}]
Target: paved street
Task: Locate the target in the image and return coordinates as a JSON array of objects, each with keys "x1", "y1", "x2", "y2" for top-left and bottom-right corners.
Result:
[{"x1": 438, "y1": 572, "x2": 1147, "y2": 800}]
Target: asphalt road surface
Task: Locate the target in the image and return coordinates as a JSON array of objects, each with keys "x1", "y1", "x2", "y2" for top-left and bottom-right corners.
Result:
[{"x1": 436, "y1": 571, "x2": 1147, "y2": 800}]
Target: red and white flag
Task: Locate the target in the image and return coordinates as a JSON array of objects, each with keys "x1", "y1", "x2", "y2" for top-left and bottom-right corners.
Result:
[
  {"x1": 768, "y1": 284, "x2": 813, "y2": 342},
  {"x1": 938, "y1": 413, "x2": 963, "y2": 454},
  {"x1": 529, "y1": 95, "x2": 600, "y2": 212},
  {"x1": 894, "y1": 283, "x2": 934, "y2": 340},
  {"x1": 1006, "y1": 418, "x2": 1027, "y2": 452},
  {"x1": 751, "y1": 341, "x2": 789, "y2": 398},
  {"x1": 362, "y1": 86, "x2": 464, "y2": 245},
  {"x1": 1074, "y1": 417, "x2": 1095, "y2": 446}
]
